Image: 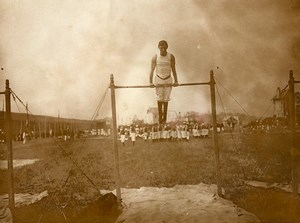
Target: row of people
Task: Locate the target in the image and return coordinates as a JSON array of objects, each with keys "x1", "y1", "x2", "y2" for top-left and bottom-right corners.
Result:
[{"x1": 118, "y1": 122, "x2": 221, "y2": 146}]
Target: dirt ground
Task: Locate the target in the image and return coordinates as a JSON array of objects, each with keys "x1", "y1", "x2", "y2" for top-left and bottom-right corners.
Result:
[{"x1": 0, "y1": 131, "x2": 300, "y2": 223}]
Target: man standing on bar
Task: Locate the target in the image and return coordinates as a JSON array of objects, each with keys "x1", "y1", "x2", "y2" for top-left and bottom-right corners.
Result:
[{"x1": 149, "y1": 40, "x2": 179, "y2": 124}]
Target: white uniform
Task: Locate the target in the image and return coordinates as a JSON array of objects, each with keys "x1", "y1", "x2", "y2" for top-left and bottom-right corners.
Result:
[
  {"x1": 154, "y1": 53, "x2": 173, "y2": 102},
  {"x1": 130, "y1": 132, "x2": 136, "y2": 142}
]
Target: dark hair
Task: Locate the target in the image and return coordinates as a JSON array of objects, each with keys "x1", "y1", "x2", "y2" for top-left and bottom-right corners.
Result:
[{"x1": 158, "y1": 40, "x2": 168, "y2": 47}]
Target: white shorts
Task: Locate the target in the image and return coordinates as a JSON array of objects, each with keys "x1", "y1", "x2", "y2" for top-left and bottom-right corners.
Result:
[
  {"x1": 130, "y1": 132, "x2": 136, "y2": 141},
  {"x1": 201, "y1": 129, "x2": 209, "y2": 136},
  {"x1": 154, "y1": 75, "x2": 173, "y2": 102},
  {"x1": 120, "y1": 135, "x2": 126, "y2": 143}
]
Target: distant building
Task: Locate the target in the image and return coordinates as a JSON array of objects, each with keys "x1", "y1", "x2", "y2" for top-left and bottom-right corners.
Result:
[
  {"x1": 0, "y1": 111, "x2": 100, "y2": 138},
  {"x1": 146, "y1": 107, "x2": 177, "y2": 124},
  {"x1": 146, "y1": 107, "x2": 158, "y2": 124},
  {"x1": 97, "y1": 117, "x2": 111, "y2": 129},
  {"x1": 271, "y1": 87, "x2": 300, "y2": 125},
  {"x1": 271, "y1": 87, "x2": 288, "y2": 118}
]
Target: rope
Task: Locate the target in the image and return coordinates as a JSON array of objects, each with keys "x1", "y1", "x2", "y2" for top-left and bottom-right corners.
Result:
[
  {"x1": 10, "y1": 89, "x2": 32, "y2": 114},
  {"x1": 91, "y1": 84, "x2": 109, "y2": 120},
  {"x1": 11, "y1": 90, "x2": 33, "y2": 135},
  {"x1": 11, "y1": 93, "x2": 21, "y2": 113},
  {"x1": 51, "y1": 137, "x2": 99, "y2": 189},
  {"x1": 216, "y1": 85, "x2": 227, "y2": 117},
  {"x1": 215, "y1": 77, "x2": 251, "y2": 117},
  {"x1": 37, "y1": 172, "x2": 72, "y2": 223},
  {"x1": 35, "y1": 135, "x2": 102, "y2": 223},
  {"x1": 9, "y1": 88, "x2": 102, "y2": 193},
  {"x1": 45, "y1": 135, "x2": 100, "y2": 192},
  {"x1": 257, "y1": 102, "x2": 273, "y2": 121},
  {"x1": 216, "y1": 84, "x2": 248, "y2": 179},
  {"x1": 257, "y1": 81, "x2": 288, "y2": 121},
  {"x1": 8, "y1": 83, "x2": 114, "y2": 222}
]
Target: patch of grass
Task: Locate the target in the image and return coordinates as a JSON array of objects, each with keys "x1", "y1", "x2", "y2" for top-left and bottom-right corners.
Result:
[{"x1": 1, "y1": 132, "x2": 300, "y2": 222}]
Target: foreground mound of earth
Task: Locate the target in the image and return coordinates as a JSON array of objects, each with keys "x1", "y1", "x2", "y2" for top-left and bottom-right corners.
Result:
[{"x1": 102, "y1": 183, "x2": 260, "y2": 223}]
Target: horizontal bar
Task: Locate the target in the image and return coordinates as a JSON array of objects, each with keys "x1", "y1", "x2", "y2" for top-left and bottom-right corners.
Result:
[
  {"x1": 113, "y1": 82, "x2": 210, "y2": 89},
  {"x1": 0, "y1": 91, "x2": 5, "y2": 94},
  {"x1": 295, "y1": 80, "x2": 300, "y2": 84}
]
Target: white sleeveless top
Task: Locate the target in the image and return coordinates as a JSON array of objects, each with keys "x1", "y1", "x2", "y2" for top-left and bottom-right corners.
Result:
[{"x1": 156, "y1": 53, "x2": 171, "y2": 79}]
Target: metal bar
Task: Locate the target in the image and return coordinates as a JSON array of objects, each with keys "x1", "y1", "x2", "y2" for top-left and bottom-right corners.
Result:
[
  {"x1": 5, "y1": 79, "x2": 15, "y2": 214},
  {"x1": 209, "y1": 71, "x2": 222, "y2": 196},
  {"x1": 114, "y1": 82, "x2": 210, "y2": 89},
  {"x1": 110, "y1": 74, "x2": 122, "y2": 203}
]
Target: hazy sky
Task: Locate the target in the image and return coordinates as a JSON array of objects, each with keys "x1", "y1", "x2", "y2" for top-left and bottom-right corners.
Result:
[{"x1": 0, "y1": 0, "x2": 299, "y2": 122}]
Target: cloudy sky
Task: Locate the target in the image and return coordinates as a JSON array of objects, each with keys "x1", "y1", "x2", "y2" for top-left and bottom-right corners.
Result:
[{"x1": 0, "y1": 0, "x2": 299, "y2": 122}]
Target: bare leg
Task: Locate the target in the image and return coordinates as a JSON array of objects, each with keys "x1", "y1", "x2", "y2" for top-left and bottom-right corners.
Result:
[
  {"x1": 163, "y1": 102, "x2": 168, "y2": 124},
  {"x1": 157, "y1": 101, "x2": 163, "y2": 124}
]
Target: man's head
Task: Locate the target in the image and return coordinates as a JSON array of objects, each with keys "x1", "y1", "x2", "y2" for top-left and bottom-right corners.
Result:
[
  {"x1": 158, "y1": 40, "x2": 168, "y2": 56},
  {"x1": 158, "y1": 40, "x2": 168, "y2": 48}
]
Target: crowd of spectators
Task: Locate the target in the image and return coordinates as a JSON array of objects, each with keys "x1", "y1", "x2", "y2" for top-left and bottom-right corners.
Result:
[
  {"x1": 118, "y1": 122, "x2": 225, "y2": 146},
  {"x1": 244, "y1": 117, "x2": 290, "y2": 133}
]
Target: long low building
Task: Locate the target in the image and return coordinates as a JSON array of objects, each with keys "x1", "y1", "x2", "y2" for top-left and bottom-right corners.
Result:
[{"x1": 0, "y1": 111, "x2": 107, "y2": 139}]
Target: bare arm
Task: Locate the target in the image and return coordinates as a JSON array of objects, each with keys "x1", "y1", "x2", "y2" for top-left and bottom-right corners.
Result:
[
  {"x1": 171, "y1": 54, "x2": 178, "y2": 85},
  {"x1": 149, "y1": 55, "x2": 156, "y2": 85}
]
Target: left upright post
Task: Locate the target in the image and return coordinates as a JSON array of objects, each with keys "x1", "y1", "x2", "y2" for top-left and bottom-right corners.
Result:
[
  {"x1": 110, "y1": 74, "x2": 121, "y2": 203},
  {"x1": 5, "y1": 79, "x2": 15, "y2": 215},
  {"x1": 209, "y1": 71, "x2": 222, "y2": 196}
]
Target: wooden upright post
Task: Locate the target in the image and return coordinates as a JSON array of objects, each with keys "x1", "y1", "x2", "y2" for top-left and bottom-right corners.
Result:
[
  {"x1": 5, "y1": 80, "x2": 15, "y2": 214},
  {"x1": 110, "y1": 74, "x2": 121, "y2": 203},
  {"x1": 38, "y1": 121, "x2": 41, "y2": 139},
  {"x1": 33, "y1": 123, "x2": 36, "y2": 140},
  {"x1": 44, "y1": 117, "x2": 47, "y2": 138},
  {"x1": 288, "y1": 70, "x2": 298, "y2": 194},
  {"x1": 54, "y1": 121, "x2": 56, "y2": 137},
  {"x1": 19, "y1": 120, "x2": 23, "y2": 137},
  {"x1": 209, "y1": 71, "x2": 222, "y2": 196}
]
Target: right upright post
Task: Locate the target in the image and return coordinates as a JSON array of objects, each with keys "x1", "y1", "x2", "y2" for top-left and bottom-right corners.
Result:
[
  {"x1": 110, "y1": 74, "x2": 122, "y2": 203},
  {"x1": 288, "y1": 70, "x2": 298, "y2": 194},
  {"x1": 210, "y1": 70, "x2": 222, "y2": 196},
  {"x1": 5, "y1": 79, "x2": 15, "y2": 215}
]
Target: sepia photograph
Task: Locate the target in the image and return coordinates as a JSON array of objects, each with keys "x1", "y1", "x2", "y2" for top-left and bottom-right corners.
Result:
[{"x1": 0, "y1": 0, "x2": 300, "y2": 222}]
